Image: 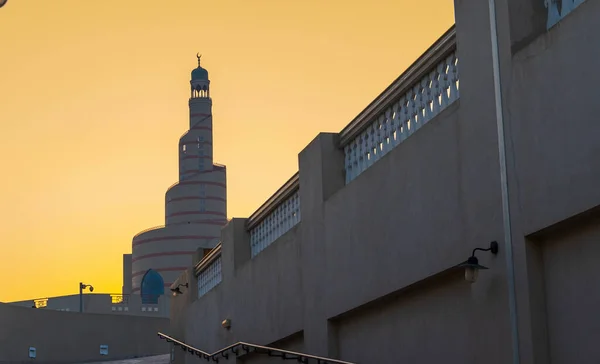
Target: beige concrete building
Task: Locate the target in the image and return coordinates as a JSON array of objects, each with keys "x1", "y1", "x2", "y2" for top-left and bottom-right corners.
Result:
[
  {"x1": 165, "y1": 1, "x2": 600, "y2": 363},
  {"x1": 124, "y1": 55, "x2": 227, "y2": 303}
]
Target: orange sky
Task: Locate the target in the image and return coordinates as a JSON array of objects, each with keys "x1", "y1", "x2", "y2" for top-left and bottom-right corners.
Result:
[{"x1": 0, "y1": 0, "x2": 454, "y2": 302}]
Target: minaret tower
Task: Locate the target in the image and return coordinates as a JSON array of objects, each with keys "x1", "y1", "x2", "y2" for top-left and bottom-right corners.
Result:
[
  {"x1": 178, "y1": 54, "x2": 216, "y2": 180},
  {"x1": 127, "y1": 55, "x2": 227, "y2": 301}
]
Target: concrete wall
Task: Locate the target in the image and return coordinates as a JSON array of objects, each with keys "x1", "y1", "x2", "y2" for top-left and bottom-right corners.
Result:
[
  {"x1": 169, "y1": 269, "x2": 197, "y2": 364},
  {"x1": 169, "y1": 1, "x2": 600, "y2": 363},
  {"x1": 528, "y1": 213, "x2": 600, "y2": 364},
  {"x1": 0, "y1": 302, "x2": 169, "y2": 363}
]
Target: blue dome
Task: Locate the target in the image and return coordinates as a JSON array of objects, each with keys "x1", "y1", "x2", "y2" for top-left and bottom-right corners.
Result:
[
  {"x1": 140, "y1": 269, "x2": 164, "y2": 304},
  {"x1": 191, "y1": 66, "x2": 209, "y2": 81}
]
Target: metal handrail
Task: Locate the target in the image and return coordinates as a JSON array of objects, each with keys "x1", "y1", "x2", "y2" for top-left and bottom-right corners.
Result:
[
  {"x1": 159, "y1": 332, "x2": 211, "y2": 357},
  {"x1": 158, "y1": 332, "x2": 357, "y2": 364}
]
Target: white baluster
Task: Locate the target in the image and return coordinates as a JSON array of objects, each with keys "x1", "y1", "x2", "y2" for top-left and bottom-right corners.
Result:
[
  {"x1": 408, "y1": 89, "x2": 418, "y2": 136},
  {"x1": 344, "y1": 145, "x2": 352, "y2": 184},
  {"x1": 359, "y1": 132, "x2": 367, "y2": 175},
  {"x1": 431, "y1": 69, "x2": 441, "y2": 115},
  {"x1": 448, "y1": 55, "x2": 459, "y2": 103},
  {"x1": 382, "y1": 108, "x2": 391, "y2": 155},
  {"x1": 391, "y1": 103, "x2": 400, "y2": 147}
]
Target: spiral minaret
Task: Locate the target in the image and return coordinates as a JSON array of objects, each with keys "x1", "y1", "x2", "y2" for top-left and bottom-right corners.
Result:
[{"x1": 129, "y1": 55, "x2": 227, "y2": 301}]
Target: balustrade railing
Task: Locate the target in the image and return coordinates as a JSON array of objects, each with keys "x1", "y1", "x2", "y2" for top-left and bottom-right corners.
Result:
[
  {"x1": 247, "y1": 173, "x2": 301, "y2": 258},
  {"x1": 197, "y1": 246, "x2": 223, "y2": 298},
  {"x1": 546, "y1": 0, "x2": 587, "y2": 29},
  {"x1": 340, "y1": 27, "x2": 458, "y2": 184}
]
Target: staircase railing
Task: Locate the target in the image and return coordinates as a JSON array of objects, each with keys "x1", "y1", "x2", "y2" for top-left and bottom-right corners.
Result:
[{"x1": 158, "y1": 332, "x2": 357, "y2": 364}]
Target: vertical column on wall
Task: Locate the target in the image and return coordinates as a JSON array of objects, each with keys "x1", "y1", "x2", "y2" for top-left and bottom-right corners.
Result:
[
  {"x1": 454, "y1": 0, "x2": 534, "y2": 364},
  {"x1": 170, "y1": 268, "x2": 197, "y2": 364},
  {"x1": 298, "y1": 133, "x2": 345, "y2": 358},
  {"x1": 220, "y1": 219, "x2": 251, "y2": 282},
  {"x1": 454, "y1": 1, "x2": 509, "y2": 362},
  {"x1": 493, "y1": 0, "x2": 551, "y2": 363}
]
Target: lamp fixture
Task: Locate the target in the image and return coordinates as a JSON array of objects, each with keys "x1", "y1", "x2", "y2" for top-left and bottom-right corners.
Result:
[
  {"x1": 458, "y1": 241, "x2": 499, "y2": 283},
  {"x1": 221, "y1": 318, "x2": 231, "y2": 329},
  {"x1": 79, "y1": 282, "x2": 94, "y2": 313},
  {"x1": 170, "y1": 283, "x2": 189, "y2": 296},
  {"x1": 80, "y1": 283, "x2": 94, "y2": 292}
]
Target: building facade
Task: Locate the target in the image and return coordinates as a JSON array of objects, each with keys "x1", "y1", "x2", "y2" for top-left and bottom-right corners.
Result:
[
  {"x1": 0, "y1": 302, "x2": 169, "y2": 363},
  {"x1": 167, "y1": 0, "x2": 600, "y2": 363},
  {"x1": 124, "y1": 56, "x2": 227, "y2": 302}
]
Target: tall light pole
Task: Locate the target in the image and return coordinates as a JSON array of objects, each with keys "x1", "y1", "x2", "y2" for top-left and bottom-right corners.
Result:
[
  {"x1": 79, "y1": 282, "x2": 94, "y2": 313},
  {"x1": 487, "y1": 0, "x2": 520, "y2": 363}
]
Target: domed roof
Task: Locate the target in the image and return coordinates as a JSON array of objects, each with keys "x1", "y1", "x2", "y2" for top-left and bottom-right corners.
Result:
[{"x1": 191, "y1": 66, "x2": 209, "y2": 81}]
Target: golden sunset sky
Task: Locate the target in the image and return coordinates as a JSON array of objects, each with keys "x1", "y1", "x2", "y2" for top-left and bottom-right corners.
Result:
[{"x1": 0, "y1": 0, "x2": 454, "y2": 302}]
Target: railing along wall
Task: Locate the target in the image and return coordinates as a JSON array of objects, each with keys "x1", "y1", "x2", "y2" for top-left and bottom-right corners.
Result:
[
  {"x1": 546, "y1": 0, "x2": 587, "y2": 29},
  {"x1": 246, "y1": 173, "x2": 301, "y2": 258},
  {"x1": 195, "y1": 243, "x2": 223, "y2": 298},
  {"x1": 158, "y1": 332, "x2": 356, "y2": 364},
  {"x1": 340, "y1": 26, "x2": 459, "y2": 184}
]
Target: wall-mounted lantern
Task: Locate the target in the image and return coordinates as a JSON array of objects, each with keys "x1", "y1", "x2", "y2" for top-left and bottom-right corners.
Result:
[
  {"x1": 458, "y1": 241, "x2": 499, "y2": 283},
  {"x1": 222, "y1": 318, "x2": 231, "y2": 330},
  {"x1": 170, "y1": 283, "x2": 189, "y2": 296}
]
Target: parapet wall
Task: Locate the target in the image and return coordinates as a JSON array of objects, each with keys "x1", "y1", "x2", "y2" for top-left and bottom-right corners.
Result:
[
  {"x1": 8, "y1": 293, "x2": 169, "y2": 318},
  {"x1": 0, "y1": 302, "x2": 169, "y2": 363}
]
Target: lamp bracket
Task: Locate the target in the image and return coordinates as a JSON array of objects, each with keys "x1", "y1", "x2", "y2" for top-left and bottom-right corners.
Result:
[{"x1": 472, "y1": 241, "x2": 499, "y2": 257}]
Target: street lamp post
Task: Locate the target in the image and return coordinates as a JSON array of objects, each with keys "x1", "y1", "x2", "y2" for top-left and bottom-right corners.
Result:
[{"x1": 79, "y1": 282, "x2": 94, "y2": 313}]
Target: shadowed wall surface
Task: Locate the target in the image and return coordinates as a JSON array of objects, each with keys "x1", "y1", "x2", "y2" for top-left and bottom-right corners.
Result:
[
  {"x1": 80, "y1": 354, "x2": 170, "y2": 364},
  {"x1": 0, "y1": 303, "x2": 169, "y2": 363}
]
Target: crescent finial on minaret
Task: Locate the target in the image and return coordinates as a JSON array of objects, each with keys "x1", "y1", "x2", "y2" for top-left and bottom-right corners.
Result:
[{"x1": 196, "y1": 53, "x2": 202, "y2": 67}]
